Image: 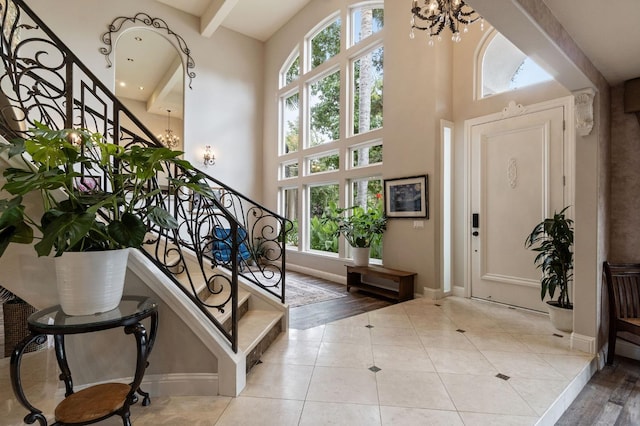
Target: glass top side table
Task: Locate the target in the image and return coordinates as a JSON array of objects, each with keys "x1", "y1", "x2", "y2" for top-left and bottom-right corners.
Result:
[{"x1": 10, "y1": 296, "x2": 159, "y2": 426}]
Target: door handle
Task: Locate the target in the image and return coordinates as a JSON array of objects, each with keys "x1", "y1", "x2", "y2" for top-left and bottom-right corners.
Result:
[{"x1": 472, "y1": 213, "x2": 479, "y2": 236}]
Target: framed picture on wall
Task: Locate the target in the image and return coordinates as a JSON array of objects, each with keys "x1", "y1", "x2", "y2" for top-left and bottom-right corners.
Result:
[{"x1": 383, "y1": 175, "x2": 428, "y2": 218}]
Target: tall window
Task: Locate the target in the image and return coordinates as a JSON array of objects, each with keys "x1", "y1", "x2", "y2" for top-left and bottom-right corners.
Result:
[{"x1": 278, "y1": 2, "x2": 384, "y2": 262}]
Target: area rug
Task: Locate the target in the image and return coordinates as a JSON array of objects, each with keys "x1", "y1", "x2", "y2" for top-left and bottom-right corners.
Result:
[{"x1": 285, "y1": 275, "x2": 346, "y2": 308}]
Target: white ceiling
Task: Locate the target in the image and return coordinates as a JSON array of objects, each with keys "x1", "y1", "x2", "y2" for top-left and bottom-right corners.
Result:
[
  {"x1": 156, "y1": 0, "x2": 312, "y2": 42},
  {"x1": 543, "y1": 0, "x2": 640, "y2": 85},
  {"x1": 122, "y1": 0, "x2": 640, "y2": 117},
  {"x1": 119, "y1": 0, "x2": 310, "y2": 116}
]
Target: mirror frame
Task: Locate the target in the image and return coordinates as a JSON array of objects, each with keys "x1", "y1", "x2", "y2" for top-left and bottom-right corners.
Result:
[{"x1": 100, "y1": 12, "x2": 196, "y2": 89}]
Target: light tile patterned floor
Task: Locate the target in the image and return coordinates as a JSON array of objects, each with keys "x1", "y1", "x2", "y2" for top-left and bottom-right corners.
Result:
[{"x1": 0, "y1": 296, "x2": 594, "y2": 425}]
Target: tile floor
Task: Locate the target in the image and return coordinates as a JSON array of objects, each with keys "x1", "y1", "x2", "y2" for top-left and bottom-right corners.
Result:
[{"x1": 1, "y1": 296, "x2": 595, "y2": 425}]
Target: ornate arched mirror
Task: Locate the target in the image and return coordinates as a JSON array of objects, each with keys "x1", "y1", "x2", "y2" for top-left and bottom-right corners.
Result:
[
  {"x1": 114, "y1": 28, "x2": 184, "y2": 150},
  {"x1": 101, "y1": 14, "x2": 196, "y2": 150}
]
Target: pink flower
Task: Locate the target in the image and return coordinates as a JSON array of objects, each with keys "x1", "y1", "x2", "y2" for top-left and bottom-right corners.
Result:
[{"x1": 74, "y1": 177, "x2": 98, "y2": 192}]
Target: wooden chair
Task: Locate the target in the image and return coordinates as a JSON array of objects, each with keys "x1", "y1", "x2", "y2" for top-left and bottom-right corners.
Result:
[{"x1": 603, "y1": 261, "x2": 640, "y2": 365}]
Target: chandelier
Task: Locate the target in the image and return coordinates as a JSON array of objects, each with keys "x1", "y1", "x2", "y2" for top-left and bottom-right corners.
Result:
[
  {"x1": 410, "y1": 0, "x2": 483, "y2": 45},
  {"x1": 158, "y1": 109, "x2": 179, "y2": 149}
]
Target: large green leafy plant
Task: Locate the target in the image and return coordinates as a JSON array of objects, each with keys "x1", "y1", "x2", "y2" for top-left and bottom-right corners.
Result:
[
  {"x1": 323, "y1": 200, "x2": 387, "y2": 248},
  {"x1": 0, "y1": 123, "x2": 212, "y2": 257},
  {"x1": 524, "y1": 207, "x2": 574, "y2": 309}
]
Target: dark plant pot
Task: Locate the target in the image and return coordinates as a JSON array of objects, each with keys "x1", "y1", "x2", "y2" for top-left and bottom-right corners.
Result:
[{"x1": 546, "y1": 300, "x2": 573, "y2": 332}]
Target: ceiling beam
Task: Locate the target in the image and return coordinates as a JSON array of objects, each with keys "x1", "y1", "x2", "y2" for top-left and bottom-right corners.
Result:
[
  {"x1": 147, "y1": 57, "x2": 183, "y2": 118},
  {"x1": 200, "y1": 0, "x2": 241, "y2": 37}
]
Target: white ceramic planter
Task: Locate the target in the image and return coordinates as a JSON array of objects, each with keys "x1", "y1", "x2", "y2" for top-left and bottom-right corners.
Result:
[
  {"x1": 546, "y1": 301, "x2": 573, "y2": 332},
  {"x1": 55, "y1": 249, "x2": 129, "y2": 316},
  {"x1": 351, "y1": 247, "x2": 370, "y2": 267}
]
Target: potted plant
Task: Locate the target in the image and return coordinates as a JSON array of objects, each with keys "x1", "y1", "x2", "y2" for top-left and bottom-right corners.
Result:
[
  {"x1": 0, "y1": 123, "x2": 212, "y2": 315},
  {"x1": 524, "y1": 206, "x2": 574, "y2": 332},
  {"x1": 323, "y1": 200, "x2": 387, "y2": 266}
]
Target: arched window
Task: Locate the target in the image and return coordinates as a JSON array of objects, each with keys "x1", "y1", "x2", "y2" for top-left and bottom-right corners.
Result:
[
  {"x1": 277, "y1": 2, "x2": 384, "y2": 262},
  {"x1": 479, "y1": 30, "x2": 553, "y2": 98}
]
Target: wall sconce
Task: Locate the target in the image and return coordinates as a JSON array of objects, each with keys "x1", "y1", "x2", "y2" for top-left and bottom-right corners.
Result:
[{"x1": 203, "y1": 145, "x2": 215, "y2": 166}]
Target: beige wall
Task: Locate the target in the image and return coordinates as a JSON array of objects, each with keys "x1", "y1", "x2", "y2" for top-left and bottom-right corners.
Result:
[
  {"x1": 609, "y1": 84, "x2": 640, "y2": 262},
  {"x1": 26, "y1": 0, "x2": 265, "y2": 199}
]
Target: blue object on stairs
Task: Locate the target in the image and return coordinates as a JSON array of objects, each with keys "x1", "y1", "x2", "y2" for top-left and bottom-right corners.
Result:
[{"x1": 212, "y1": 226, "x2": 252, "y2": 266}]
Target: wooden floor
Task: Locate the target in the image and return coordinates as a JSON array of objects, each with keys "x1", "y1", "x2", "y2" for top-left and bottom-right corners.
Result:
[
  {"x1": 287, "y1": 272, "x2": 640, "y2": 424},
  {"x1": 288, "y1": 271, "x2": 393, "y2": 330},
  {"x1": 557, "y1": 355, "x2": 640, "y2": 425}
]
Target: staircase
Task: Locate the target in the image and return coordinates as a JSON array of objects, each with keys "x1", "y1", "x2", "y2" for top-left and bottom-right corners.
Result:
[
  {"x1": 156, "y1": 240, "x2": 287, "y2": 374},
  {"x1": 0, "y1": 0, "x2": 291, "y2": 396}
]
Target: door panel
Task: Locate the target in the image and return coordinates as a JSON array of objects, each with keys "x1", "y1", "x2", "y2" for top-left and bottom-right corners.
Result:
[{"x1": 470, "y1": 106, "x2": 565, "y2": 312}]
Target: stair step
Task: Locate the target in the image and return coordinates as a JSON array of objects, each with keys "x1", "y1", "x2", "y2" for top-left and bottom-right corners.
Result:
[
  {"x1": 237, "y1": 309, "x2": 284, "y2": 372},
  {"x1": 205, "y1": 288, "x2": 251, "y2": 327}
]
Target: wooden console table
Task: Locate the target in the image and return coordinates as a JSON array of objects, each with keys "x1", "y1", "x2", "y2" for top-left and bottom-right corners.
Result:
[{"x1": 346, "y1": 265, "x2": 416, "y2": 302}]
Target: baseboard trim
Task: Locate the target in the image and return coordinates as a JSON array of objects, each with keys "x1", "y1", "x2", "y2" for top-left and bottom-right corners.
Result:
[
  {"x1": 72, "y1": 373, "x2": 220, "y2": 397},
  {"x1": 141, "y1": 373, "x2": 219, "y2": 396},
  {"x1": 571, "y1": 332, "x2": 597, "y2": 354},
  {"x1": 286, "y1": 264, "x2": 346, "y2": 285},
  {"x1": 452, "y1": 286, "x2": 465, "y2": 298},
  {"x1": 422, "y1": 287, "x2": 444, "y2": 300},
  {"x1": 615, "y1": 339, "x2": 640, "y2": 362}
]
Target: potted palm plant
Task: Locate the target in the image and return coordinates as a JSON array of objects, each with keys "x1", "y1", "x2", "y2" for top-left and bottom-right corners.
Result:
[
  {"x1": 0, "y1": 123, "x2": 212, "y2": 315},
  {"x1": 323, "y1": 200, "x2": 387, "y2": 266},
  {"x1": 524, "y1": 206, "x2": 574, "y2": 332}
]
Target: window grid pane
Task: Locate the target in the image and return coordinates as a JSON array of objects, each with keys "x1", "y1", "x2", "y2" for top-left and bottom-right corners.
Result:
[
  {"x1": 352, "y1": 143, "x2": 383, "y2": 168},
  {"x1": 351, "y1": 178, "x2": 384, "y2": 260},
  {"x1": 309, "y1": 153, "x2": 339, "y2": 174},
  {"x1": 285, "y1": 55, "x2": 300, "y2": 86},
  {"x1": 352, "y1": 7, "x2": 384, "y2": 45},
  {"x1": 309, "y1": 184, "x2": 339, "y2": 253},
  {"x1": 283, "y1": 162, "x2": 299, "y2": 178},
  {"x1": 310, "y1": 19, "x2": 341, "y2": 69},
  {"x1": 353, "y1": 46, "x2": 383, "y2": 136},
  {"x1": 309, "y1": 70, "x2": 341, "y2": 146},
  {"x1": 284, "y1": 188, "x2": 299, "y2": 247},
  {"x1": 282, "y1": 92, "x2": 299, "y2": 153}
]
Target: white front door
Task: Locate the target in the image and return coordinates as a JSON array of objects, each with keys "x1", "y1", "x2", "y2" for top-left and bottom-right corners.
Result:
[{"x1": 469, "y1": 102, "x2": 567, "y2": 312}]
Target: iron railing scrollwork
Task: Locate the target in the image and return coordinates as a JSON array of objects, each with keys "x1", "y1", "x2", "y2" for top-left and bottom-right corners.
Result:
[{"x1": 0, "y1": 0, "x2": 292, "y2": 353}]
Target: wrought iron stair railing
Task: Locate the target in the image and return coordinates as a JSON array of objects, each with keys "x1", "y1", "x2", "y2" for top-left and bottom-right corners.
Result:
[{"x1": 0, "y1": 0, "x2": 292, "y2": 353}]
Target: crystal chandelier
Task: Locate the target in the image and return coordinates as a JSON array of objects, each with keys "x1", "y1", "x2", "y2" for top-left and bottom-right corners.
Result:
[
  {"x1": 410, "y1": 0, "x2": 483, "y2": 45},
  {"x1": 158, "y1": 109, "x2": 179, "y2": 149}
]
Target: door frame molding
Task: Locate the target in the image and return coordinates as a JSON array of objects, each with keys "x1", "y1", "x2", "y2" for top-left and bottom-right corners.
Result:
[{"x1": 462, "y1": 96, "x2": 576, "y2": 298}]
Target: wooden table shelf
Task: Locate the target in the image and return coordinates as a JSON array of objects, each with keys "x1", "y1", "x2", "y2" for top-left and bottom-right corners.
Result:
[{"x1": 346, "y1": 265, "x2": 416, "y2": 302}]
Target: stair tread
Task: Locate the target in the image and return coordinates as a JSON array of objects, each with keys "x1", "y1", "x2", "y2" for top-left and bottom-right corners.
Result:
[
  {"x1": 237, "y1": 310, "x2": 283, "y2": 353},
  {"x1": 205, "y1": 288, "x2": 251, "y2": 322}
]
